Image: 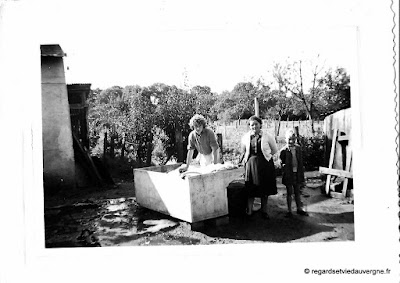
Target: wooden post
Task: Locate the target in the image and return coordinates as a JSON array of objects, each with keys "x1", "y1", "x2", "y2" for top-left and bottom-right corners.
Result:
[
  {"x1": 325, "y1": 129, "x2": 338, "y2": 194},
  {"x1": 109, "y1": 124, "x2": 116, "y2": 159},
  {"x1": 342, "y1": 147, "x2": 352, "y2": 197},
  {"x1": 217, "y1": 133, "x2": 223, "y2": 151},
  {"x1": 121, "y1": 134, "x2": 125, "y2": 159},
  {"x1": 103, "y1": 131, "x2": 107, "y2": 160},
  {"x1": 254, "y1": 97, "x2": 259, "y2": 117},
  {"x1": 216, "y1": 133, "x2": 223, "y2": 163}
]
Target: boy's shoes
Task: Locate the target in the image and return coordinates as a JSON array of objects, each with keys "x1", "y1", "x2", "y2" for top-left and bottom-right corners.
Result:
[
  {"x1": 297, "y1": 209, "x2": 309, "y2": 216},
  {"x1": 284, "y1": 212, "x2": 293, "y2": 218}
]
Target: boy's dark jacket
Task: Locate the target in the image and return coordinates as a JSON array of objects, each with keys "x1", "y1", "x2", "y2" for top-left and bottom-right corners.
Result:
[{"x1": 279, "y1": 144, "x2": 305, "y2": 186}]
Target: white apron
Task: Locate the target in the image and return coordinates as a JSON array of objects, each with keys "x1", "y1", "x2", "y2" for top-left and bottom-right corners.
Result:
[{"x1": 196, "y1": 153, "x2": 213, "y2": 166}]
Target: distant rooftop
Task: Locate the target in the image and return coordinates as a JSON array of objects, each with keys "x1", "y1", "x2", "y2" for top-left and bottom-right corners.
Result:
[
  {"x1": 67, "y1": 84, "x2": 92, "y2": 89},
  {"x1": 40, "y1": 44, "x2": 66, "y2": 57}
]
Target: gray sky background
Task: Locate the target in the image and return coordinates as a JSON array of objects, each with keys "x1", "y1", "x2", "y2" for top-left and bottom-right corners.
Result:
[{"x1": 35, "y1": 0, "x2": 356, "y2": 92}]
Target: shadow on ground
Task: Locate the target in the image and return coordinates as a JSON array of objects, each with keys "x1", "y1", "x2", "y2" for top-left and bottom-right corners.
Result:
[
  {"x1": 44, "y1": 174, "x2": 354, "y2": 247},
  {"x1": 197, "y1": 210, "x2": 354, "y2": 243}
]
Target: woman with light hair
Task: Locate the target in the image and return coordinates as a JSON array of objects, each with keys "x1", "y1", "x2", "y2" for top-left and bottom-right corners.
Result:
[
  {"x1": 240, "y1": 115, "x2": 278, "y2": 219},
  {"x1": 180, "y1": 114, "x2": 220, "y2": 172}
]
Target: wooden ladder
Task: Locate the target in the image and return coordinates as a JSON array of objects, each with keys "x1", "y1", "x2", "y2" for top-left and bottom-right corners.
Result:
[{"x1": 319, "y1": 129, "x2": 353, "y2": 198}]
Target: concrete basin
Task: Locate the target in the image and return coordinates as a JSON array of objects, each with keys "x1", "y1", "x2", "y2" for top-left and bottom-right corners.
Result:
[{"x1": 133, "y1": 163, "x2": 244, "y2": 223}]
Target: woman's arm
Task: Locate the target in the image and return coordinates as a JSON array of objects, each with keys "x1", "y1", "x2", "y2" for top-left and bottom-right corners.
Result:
[
  {"x1": 279, "y1": 149, "x2": 286, "y2": 166},
  {"x1": 268, "y1": 134, "x2": 278, "y2": 155},
  {"x1": 238, "y1": 137, "x2": 246, "y2": 165},
  {"x1": 211, "y1": 147, "x2": 219, "y2": 164},
  {"x1": 180, "y1": 149, "x2": 194, "y2": 172}
]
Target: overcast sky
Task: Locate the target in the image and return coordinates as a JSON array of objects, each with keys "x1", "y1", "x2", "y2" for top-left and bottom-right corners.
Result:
[{"x1": 34, "y1": 1, "x2": 356, "y2": 92}]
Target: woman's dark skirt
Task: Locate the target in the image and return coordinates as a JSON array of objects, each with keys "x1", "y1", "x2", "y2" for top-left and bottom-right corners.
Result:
[{"x1": 244, "y1": 154, "x2": 277, "y2": 198}]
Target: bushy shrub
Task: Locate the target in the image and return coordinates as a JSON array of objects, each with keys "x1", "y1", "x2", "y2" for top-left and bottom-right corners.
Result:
[
  {"x1": 298, "y1": 134, "x2": 325, "y2": 171},
  {"x1": 222, "y1": 147, "x2": 242, "y2": 164},
  {"x1": 151, "y1": 128, "x2": 170, "y2": 165}
]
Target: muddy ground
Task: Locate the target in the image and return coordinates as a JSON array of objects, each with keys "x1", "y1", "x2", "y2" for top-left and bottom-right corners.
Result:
[{"x1": 44, "y1": 171, "x2": 354, "y2": 248}]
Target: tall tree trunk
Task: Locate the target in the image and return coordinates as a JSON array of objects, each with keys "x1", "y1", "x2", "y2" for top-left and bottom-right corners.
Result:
[
  {"x1": 311, "y1": 118, "x2": 315, "y2": 134},
  {"x1": 307, "y1": 112, "x2": 315, "y2": 134}
]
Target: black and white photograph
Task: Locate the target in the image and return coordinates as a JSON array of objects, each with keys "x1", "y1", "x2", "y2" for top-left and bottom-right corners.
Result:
[
  {"x1": 0, "y1": 1, "x2": 398, "y2": 282},
  {"x1": 41, "y1": 16, "x2": 356, "y2": 248}
]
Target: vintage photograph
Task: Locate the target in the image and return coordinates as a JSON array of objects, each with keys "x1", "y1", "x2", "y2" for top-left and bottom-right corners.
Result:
[
  {"x1": 39, "y1": 3, "x2": 356, "y2": 248},
  {"x1": 1, "y1": 1, "x2": 398, "y2": 282}
]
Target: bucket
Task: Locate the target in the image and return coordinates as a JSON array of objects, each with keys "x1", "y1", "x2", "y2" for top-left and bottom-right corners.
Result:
[{"x1": 227, "y1": 179, "x2": 247, "y2": 216}]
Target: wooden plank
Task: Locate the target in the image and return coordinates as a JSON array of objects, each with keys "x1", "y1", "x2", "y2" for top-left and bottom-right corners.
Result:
[
  {"x1": 319, "y1": 167, "x2": 353, "y2": 178},
  {"x1": 342, "y1": 149, "x2": 353, "y2": 197},
  {"x1": 325, "y1": 129, "x2": 338, "y2": 194},
  {"x1": 330, "y1": 191, "x2": 346, "y2": 199},
  {"x1": 72, "y1": 132, "x2": 104, "y2": 187}
]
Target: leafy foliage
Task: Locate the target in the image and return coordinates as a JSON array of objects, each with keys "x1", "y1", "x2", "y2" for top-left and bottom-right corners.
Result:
[
  {"x1": 298, "y1": 134, "x2": 326, "y2": 170},
  {"x1": 316, "y1": 67, "x2": 351, "y2": 116},
  {"x1": 86, "y1": 60, "x2": 349, "y2": 169},
  {"x1": 213, "y1": 82, "x2": 259, "y2": 121}
]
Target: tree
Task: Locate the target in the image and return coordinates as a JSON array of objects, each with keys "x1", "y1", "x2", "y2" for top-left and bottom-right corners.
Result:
[
  {"x1": 124, "y1": 86, "x2": 158, "y2": 165},
  {"x1": 88, "y1": 86, "x2": 130, "y2": 157},
  {"x1": 86, "y1": 60, "x2": 350, "y2": 168},
  {"x1": 152, "y1": 84, "x2": 195, "y2": 163},
  {"x1": 260, "y1": 89, "x2": 295, "y2": 136},
  {"x1": 213, "y1": 82, "x2": 257, "y2": 121},
  {"x1": 190, "y1": 85, "x2": 217, "y2": 120},
  {"x1": 272, "y1": 58, "x2": 326, "y2": 133},
  {"x1": 211, "y1": 90, "x2": 234, "y2": 122},
  {"x1": 316, "y1": 67, "x2": 351, "y2": 117},
  {"x1": 87, "y1": 88, "x2": 102, "y2": 105}
]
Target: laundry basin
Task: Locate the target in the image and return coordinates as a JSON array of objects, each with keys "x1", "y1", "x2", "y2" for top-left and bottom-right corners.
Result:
[{"x1": 133, "y1": 163, "x2": 244, "y2": 223}]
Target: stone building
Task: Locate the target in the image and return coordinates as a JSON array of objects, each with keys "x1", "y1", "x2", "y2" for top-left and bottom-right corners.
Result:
[{"x1": 41, "y1": 44, "x2": 76, "y2": 193}]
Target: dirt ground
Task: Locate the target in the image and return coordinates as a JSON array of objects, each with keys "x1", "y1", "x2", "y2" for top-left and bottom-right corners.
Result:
[{"x1": 44, "y1": 171, "x2": 354, "y2": 248}]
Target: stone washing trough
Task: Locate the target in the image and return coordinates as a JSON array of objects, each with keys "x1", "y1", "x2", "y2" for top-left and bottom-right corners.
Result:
[{"x1": 133, "y1": 163, "x2": 244, "y2": 223}]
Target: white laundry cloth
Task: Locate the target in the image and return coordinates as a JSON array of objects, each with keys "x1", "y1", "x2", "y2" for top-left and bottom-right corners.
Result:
[{"x1": 197, "y1": 153, "x2": 213, "y2": 167}]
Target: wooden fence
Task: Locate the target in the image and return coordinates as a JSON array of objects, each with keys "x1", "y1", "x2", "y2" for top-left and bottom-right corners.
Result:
[{"x1": 214, "y1": 119, "x2": 324, "y2": 151}]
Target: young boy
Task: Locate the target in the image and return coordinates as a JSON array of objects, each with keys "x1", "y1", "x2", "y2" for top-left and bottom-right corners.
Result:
[{"x1": 279, "y1": 129, "x2": 308, "y2": 217}]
